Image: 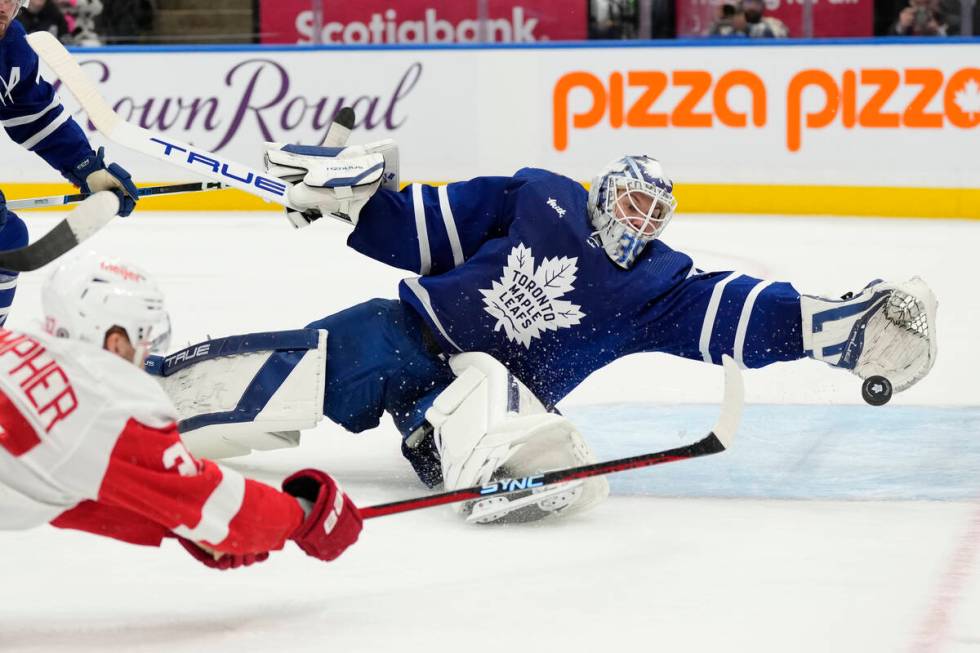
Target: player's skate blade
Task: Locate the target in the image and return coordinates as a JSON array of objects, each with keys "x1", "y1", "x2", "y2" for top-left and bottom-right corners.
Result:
[{"x1": 465, "y1": 481, "x2": 585, "y2": 524}]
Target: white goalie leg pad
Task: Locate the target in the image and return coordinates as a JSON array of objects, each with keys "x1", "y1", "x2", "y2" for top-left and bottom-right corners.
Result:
[
  {"x1": 801, "y1": 276, "x2": 937, "y2": 392},
  {"x1": 147, "y1": 330, "x2": 327, "y2": 459},
  {"x1": 426, "y1": 352, "x2": 608, "y2": 522}
]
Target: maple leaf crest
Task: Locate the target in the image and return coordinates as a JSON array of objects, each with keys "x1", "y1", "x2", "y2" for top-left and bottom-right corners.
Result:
[
  {"x1": 953, "y1": 78, "x2": 980, "y2": 120},
  {"x1": 479, "y1": 243, "x2": 586, "y2": 348}
]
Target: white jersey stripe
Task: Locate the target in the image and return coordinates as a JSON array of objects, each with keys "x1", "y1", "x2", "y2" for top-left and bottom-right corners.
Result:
[
  {"x1": 699, "y1": 272, "x2": 739, "y2": 364},
  {"x1": 1, "y1": 98, "x2": 59, "y2": 127},
  {"x1": 0, "y1": 279, "x2": 18, "y2": 292},
  {"x1": 437, "y1": 185, "x2": 465, "y2": 267},
  {"x1": 734, "y1": 280, "x2": 774, "y2": 369},
  {"x1": 411, "y1": 184, "x2": 432, "y2": 274},
  {"x1": 404, "y1": 277, "x2": 463, "y2": 352},
  {"x1": 171, "y1": 465, "x2": 246, "y2": 545},
  {"x1": 21, "y1": 110, "x2": 71, "y2": 151}
]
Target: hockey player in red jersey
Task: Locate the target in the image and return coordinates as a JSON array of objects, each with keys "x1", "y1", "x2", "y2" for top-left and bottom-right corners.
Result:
[{"x1": 0, "y1": 256, "x2": 362, "y2": 570}]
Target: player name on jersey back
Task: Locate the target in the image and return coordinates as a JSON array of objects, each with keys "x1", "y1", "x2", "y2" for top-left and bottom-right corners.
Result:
[{"x1": 0, "y1": 329, "x2": 77, "y2": 454}]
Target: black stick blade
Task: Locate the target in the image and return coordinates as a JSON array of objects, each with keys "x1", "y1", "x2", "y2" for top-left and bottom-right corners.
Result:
[{"x1": 0, "y1": 192, "x2": 118, "y2": 272}]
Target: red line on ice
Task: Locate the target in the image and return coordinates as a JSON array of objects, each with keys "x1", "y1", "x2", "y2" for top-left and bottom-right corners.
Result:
[{"x1": 909, "y1": 501, "x2": 980, "y2": 653}]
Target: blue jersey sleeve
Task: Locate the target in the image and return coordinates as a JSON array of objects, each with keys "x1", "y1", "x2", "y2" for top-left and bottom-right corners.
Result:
[
  {"x1": 347, "y1": 176, "x2": 520, "y2": 275},
  {"x1": 637, "y1": 269, "x2": 805, "y2": 368},
  {"x1": 1, "y1": 22, "x2": 93, "y2": 177}
]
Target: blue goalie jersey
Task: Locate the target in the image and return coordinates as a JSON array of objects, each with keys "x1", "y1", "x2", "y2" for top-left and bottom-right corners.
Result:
[{"x1": 349, "y1": 168, "x2": 805, "y2": 407}]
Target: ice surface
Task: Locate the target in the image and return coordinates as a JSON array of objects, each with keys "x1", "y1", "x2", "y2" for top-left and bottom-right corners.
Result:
[{"x1": 1, "y1": 212, "x2": 977, "y2": 653}]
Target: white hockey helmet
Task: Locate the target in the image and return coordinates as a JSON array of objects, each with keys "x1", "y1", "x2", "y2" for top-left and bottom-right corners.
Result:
[
  {"x1": 587, "y1": 155, "x2": 678, "y2": 269},
  {"x1": 42, "y1": 252, "x2": 172, "y2": 353}
]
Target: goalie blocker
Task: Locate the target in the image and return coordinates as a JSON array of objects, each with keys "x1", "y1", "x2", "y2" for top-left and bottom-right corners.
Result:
[
  {"x1": 264, "y1": 139, "x2": 400, "y2": 228},
  {"x1": 144, "y1": 330, "x2": 327, "y2": 459}
]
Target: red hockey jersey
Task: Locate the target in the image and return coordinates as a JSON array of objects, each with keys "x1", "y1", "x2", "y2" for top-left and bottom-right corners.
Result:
[{"x1": 0, "y1": 328, "x2": 304, "y2": 554}]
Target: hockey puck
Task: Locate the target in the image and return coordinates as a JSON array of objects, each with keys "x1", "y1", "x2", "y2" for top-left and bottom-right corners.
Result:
[{"x1": 862, "y1": 375, "x2": 892, "y2": 406}]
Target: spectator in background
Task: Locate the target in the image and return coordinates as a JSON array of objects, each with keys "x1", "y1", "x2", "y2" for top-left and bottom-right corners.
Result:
[
  {"x1": 707, "y1": 3, "x2": 749, "y2": 36},
  {"x1": 589, "y1": 0, "x2": 638, "y2": 39},
  {"x1": 98, "y1": 0, "x2": 154, "y2": 44},
  {"x1": 707, "y1": 0, "x2": 789, "y2": 37},
  {"x1": 740, "y1": 0, "x2": 789, "y2": 36},
  {"x1": 892, "y1": 0, "x2": 949, "y2": 34},
  {"x1": 68, "y1": 0, "x2": 103, "y2": 44},
  {"x1": 16, "y1": 0, "x2": 70, "y2": 40}
]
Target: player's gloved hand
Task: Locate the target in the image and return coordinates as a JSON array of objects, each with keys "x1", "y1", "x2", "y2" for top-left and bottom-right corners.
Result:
[
  {"x1": 282, "y1": 468, "x2": 362, "y2": 562},
  {"x1": 173, "y1": 535, "x2": 270, "y2": 570},
  {"x1": 67, "y1": 147, "x2": 138, "y2": 217}
]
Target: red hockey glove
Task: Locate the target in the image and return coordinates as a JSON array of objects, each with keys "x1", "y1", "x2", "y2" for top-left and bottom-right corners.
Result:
[
  {"x1": 282, "y1": 468, "x2": 362, "y2": 562},
  {"x1": 174, "y1": 536, "x2": 270, "y2": 571}
]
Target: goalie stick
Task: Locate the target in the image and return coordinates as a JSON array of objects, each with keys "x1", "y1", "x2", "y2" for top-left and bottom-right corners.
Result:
[
  {"x1": 7, "y1": 181, "x2": 226, "y2": 211},
  {"x1": 323, "y1": 106, "x2": 355, "y2": 147},
  {"x1": 29, "y1": 32, "x2": 369, "y2": 221},
  {"x1": 360, "y1": 355, "x2": 744, "y2": 519},
  {"x1": 0, "y1": 192, "x2": 118, "y2": 272},
  {"x1": 27, "y1": 32, "x2": 296, "y2": 209}
]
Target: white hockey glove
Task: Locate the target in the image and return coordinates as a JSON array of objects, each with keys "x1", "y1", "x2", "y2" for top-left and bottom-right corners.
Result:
[
  {"x1": 801, "y1": 276, "x2": 937, "y2": 393},
  {"x1": 425, "y1": 352, "x2": 609, "y2": 524},
  {"x1": 264, "y1": 139, "x2": 400, "y2": 228}
]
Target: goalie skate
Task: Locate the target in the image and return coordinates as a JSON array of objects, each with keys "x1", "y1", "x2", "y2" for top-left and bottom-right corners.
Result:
[{"x1": 465, "y1": 480, "x2": 586, "y2": 524}]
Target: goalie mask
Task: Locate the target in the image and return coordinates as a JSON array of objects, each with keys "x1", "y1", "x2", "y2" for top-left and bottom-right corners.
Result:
[
  {"x1": 587, "y1": 155, "x2": 678, "y2": 269},
  {"x1": 42, "y1": 252, "x2": 172, "y2": 355}
]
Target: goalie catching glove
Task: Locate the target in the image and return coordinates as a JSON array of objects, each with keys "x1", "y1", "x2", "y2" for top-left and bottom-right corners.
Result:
[
  {"x1": 425, "y1": 352, "x2": 609, "y2": 524},
  {"x1": 802, "y1": 276, "x2": 937, "y2": 393},
  {"x1": 264, "y1": 139, "x2": 399, "y2": 228}
]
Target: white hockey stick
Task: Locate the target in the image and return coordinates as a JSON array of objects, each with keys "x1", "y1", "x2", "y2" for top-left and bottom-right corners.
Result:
[
  {"x1": 27, "y1": 32, "x2": 296, "y2": 209},
  {"x1": 0, "y1": 192, "x2": 118, "y2": 272}
]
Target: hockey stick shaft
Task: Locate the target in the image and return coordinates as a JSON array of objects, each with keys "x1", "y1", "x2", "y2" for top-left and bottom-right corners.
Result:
[
  {"x1": 7, "y1": 181, "x2": 226, "y2": 211},
  {"x1": 0, "y1": 192, "x2": 118, "y2": 272},
  {"x1": 361, "y1": 355, "x2": 744, "y2": 519},
  {"x1": 27, "y1": 32, "x2": 295, "y2": 209},
  {"x1": 360, "y1": 433, "x2": 726, "y2": 519}
]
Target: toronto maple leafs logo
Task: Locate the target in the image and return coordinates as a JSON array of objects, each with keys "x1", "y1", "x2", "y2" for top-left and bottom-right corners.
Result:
[{"x1": 480, "y1": 244, "x2": 585, "y2": 348}]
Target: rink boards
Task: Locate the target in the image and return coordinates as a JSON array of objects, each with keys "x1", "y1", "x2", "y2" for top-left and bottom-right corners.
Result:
[{"x1": 3, "y1": 39, "x2": 978, "y2": 217}]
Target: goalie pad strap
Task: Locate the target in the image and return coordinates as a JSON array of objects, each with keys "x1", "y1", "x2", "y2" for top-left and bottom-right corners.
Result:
[{"x1": 144, "y1": 329, "x2": 321, "y2": 377}]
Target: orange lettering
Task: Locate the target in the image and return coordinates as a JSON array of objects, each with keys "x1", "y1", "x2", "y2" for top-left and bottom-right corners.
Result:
[
  {"x1": 713, "y1": 70, "x2": 766, "y2": 128},
  {"x1": 626, "y1": 71, "x2": 668, "y2": 128},
  {"x1": 842, "y1": 70, "x2": 857, "y2": 128},
  {"x1": 859, "y1": 69, "x2": 901, "y2": 128},
  {"x1": 787, "y1": 70, "x2": 839, "y2": 152},
  {"x1": 609, "y1": 72, "x2": 624, "y2": 128},
  {"x1": 671, "y1": 71, "x2": 713, "y2": 127},
  {"x1": 902, "y1": 69, "x2": 943, "y2": 128},
  {"x1": 552, "y1": 71, "x2": 606, "y2": 151}
]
